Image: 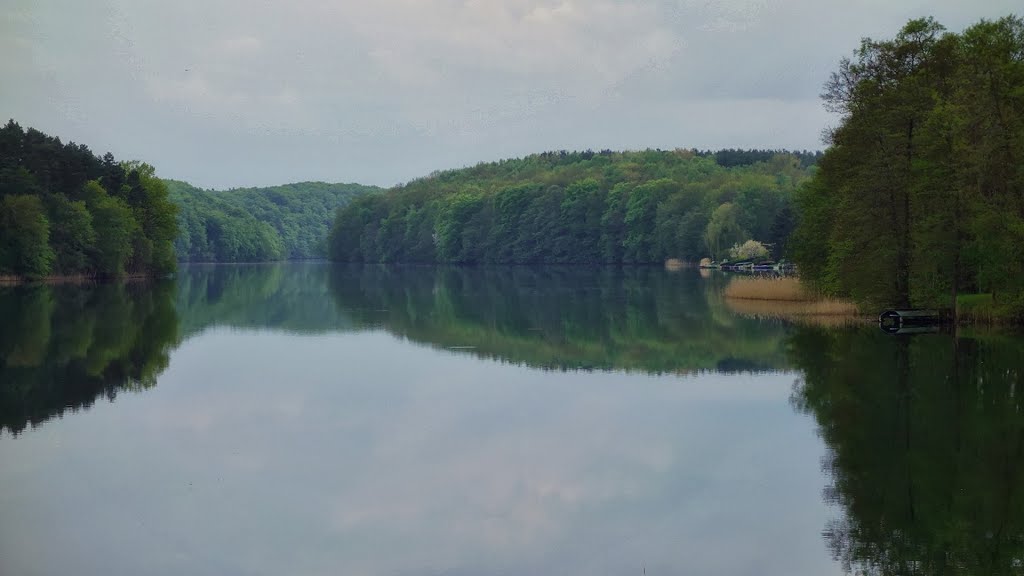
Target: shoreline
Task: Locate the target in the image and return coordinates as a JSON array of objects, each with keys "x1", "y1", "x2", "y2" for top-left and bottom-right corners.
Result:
[
  {"x1": 0, "y1": 273, "x2": 153, "y2": 286},
  {"x1": 723, "y1": 276, "x2": 1022, "y2": 327}
]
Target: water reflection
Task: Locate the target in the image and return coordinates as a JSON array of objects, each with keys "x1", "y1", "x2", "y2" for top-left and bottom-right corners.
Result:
[
  {"x1": 0, "y1": 264, "x2": 794, "y2": 436},
  {"x1": 328, "y1": 265, "x2": 795, "y2": 373},
  {"x1": 1, "y1": 264, "x2": 794, "y2": 436},
  {"x1": 176, "y1": 263, "x2": 354, "y2": 335},
  {"x1": 0, "y1": 281, "x2": 179, "y2": 435},
  {"x1": 790, "y1": 326, "x2": 1024, "y2": 575},
  {"x1": 192, "y1": 263, "x2": 793, "y2": 372},
  {"x1": 175, "y1": 263, "x2": 793, "y2": 373},
  {"x1": 5, "y1": 263, "x2": 1024, "y2": 574}
]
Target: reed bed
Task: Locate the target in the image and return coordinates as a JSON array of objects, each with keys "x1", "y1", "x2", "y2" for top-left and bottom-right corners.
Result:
[
  {"x1": 664, "y1": 258, "x2": 686, "y2": 271},
  {"x1": 725, "y1": 276, "x2": 811, "y2": 301},
  {"x1": 724, "y1": 276, "x2": 861, "y2": 324}
]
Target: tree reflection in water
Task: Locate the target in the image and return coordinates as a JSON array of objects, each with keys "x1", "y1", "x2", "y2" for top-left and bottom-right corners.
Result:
[
  {"x1": 0, "y1": 281, "x2": 179, "y2": 435},
  {"x1": 790, "y1": 326, "x2": 1024, "y2": 575}
]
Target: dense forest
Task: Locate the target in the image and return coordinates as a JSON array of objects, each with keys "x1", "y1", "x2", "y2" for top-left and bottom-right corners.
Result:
[
  {"x1": 0, "y1": 121, "x2": 178, "y2": 279},
  {"x1": 167, "y1": 180, "x2": 378, "y2": 262},
  {"x1": 791, "y1": 16, "x2": 1024, "y2": 319},
  {"x1": 328, "y1": 149, "x2": 820, "y2": 264}
]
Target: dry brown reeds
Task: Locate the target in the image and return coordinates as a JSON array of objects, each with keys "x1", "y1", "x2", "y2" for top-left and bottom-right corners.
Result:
[
  {"x1": 724, "y1": 276, "x2": 862, "y2": 325},
  {"x1": 725, "y1": 276, "x2": 809, "y2": 301},
  {"x1": 664, "y1": 258, "x2": 685, "y2": 271}
]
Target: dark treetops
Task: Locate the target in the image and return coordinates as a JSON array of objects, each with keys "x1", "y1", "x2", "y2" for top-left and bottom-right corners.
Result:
[{"x1": 0, "y1": 121, "x2": 178, "y2": 279}]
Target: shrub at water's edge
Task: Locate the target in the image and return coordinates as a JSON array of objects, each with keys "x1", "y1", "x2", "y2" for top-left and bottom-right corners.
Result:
[{"x1": 0, "y1": 121, "x2": 178, "y2": 281}]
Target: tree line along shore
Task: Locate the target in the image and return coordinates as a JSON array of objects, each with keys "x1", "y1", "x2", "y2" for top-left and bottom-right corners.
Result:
[
  {"x1": 0, "y1": 118, "x2": 380, "y2": 281},
  {"x1": 0, "y1": 119, "x2": 815, "y2": 280},
  {"x1": 2, "y1": 15, "x2": 1022, "y2": 321}
]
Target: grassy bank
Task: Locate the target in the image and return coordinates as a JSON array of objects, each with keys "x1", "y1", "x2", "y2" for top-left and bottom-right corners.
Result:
[
  {"x1": 724, "y1": 276, "x2": 861, "y2": 325},
  {"x1": 954, "y1": 293, "x2": 1024, "y2": 325}
]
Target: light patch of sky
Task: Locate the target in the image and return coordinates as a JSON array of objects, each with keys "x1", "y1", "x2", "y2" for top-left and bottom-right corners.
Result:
[
  {"x1": 0, "y1": 329, "x2": 838, "y2": 575},
  {"x1": 2, "y1": 0, "x2": 1021, "y2": 188}
]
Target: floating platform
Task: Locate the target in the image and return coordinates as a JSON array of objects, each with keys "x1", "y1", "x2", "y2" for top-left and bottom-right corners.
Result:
[{"x1": 878, "y1": 309, "x2": 949, "y2": 334}]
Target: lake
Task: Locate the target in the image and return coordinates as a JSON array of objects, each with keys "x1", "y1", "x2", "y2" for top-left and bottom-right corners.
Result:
[{"x1": 1, "y1": 263, "x2": 1022, "y2": 575}]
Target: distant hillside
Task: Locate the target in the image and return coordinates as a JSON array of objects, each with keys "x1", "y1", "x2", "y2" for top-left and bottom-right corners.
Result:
[
  {"x1": 167, "y1": 180, "x2": 380, "y2": 262},
  {"x1": 329, "y1": 148, "x2": 819, "y2": 264}
]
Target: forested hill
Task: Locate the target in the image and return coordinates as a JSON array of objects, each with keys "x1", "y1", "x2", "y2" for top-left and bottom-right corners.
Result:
[
  {"x1": 0, "y1": 121, "x2": 177, "y2": 279},
  {"x1": 328, "y1": 149, "x2": 819, "y2": 265},
  {"x1": 167, "y1": 180, "x2": 379, "y2": 262}
]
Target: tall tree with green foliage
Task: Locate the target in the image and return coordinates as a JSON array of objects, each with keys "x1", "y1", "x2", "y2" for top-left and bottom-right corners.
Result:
[
  {"x1": 0, "y1": 195, "x2": 54, "y2": 278},
  {"x1": 83, "y1": 181, "x2": 135, "y2": 277},
  {"x1": 125, "y1": 164, "x2": 177, "y2": 275},
  {"x1": 46, "y1": 195, "x2": 95, "y2": 274},
  {"x1": 703, "y1": 202, "x2": 746, "y2": 261}
]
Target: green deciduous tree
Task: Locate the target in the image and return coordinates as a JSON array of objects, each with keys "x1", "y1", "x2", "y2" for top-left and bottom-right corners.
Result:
[
  {"x1": 0, "y1": 194, "x2": 54, "y2": 278},
  {"x1": 124, "y1": 163, "x2": 178, "y2": 275},
  {"x1": 46, "y1": 195, "x2": 95, "y2": 274},
  {"x1": 704, "y1": 203, "x2": 746, "y2": 261},
  {"x1": 84, "y1": 180, "x2": 135, "y2": 277}
]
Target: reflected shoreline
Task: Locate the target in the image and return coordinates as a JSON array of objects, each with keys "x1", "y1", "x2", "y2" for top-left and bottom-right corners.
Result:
[
  {"x1": 175, "y1": 262, "x2": 796, "y2": 373},
  {"x1": 2, "y1": 263, "x2": 796, "y2": 435},
  {"x1": 790, "y1": 325, "x2": 1024, "y2": 575},
  {"x1": 4, "y1": 263, "x2": 1024, "y2": 574},
  {"x1": 0, "y1": 280, "x2": 179, "y2": 435}
]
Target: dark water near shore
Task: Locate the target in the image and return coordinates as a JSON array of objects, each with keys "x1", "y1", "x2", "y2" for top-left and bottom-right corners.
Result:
[{"x1": 1, "y1": 263, "x2": 1022, "y2": 575}]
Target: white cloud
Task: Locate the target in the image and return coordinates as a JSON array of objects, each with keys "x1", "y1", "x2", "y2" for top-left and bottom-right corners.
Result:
[
  {"x1": 2, "y1": 0, "x2": 1021, "y2": 187},
  {"x1": 220, "y1": 34, "x2": 262, "y2": 56}
]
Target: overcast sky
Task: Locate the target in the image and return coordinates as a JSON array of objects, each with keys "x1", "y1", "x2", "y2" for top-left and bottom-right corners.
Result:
[{"x1": 2, "y1": 0, "x2": 1019, "y2": 189}]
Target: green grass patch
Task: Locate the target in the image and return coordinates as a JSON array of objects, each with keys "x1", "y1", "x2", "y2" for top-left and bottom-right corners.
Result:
[{"x1": 957, "y1": 293, "x2": 996, "y2": 323}]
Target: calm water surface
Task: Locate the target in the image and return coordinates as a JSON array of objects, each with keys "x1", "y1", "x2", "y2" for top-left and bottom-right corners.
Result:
[{"x1": 1, "y1": 263, "x2": 1022, "y2": 575}]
